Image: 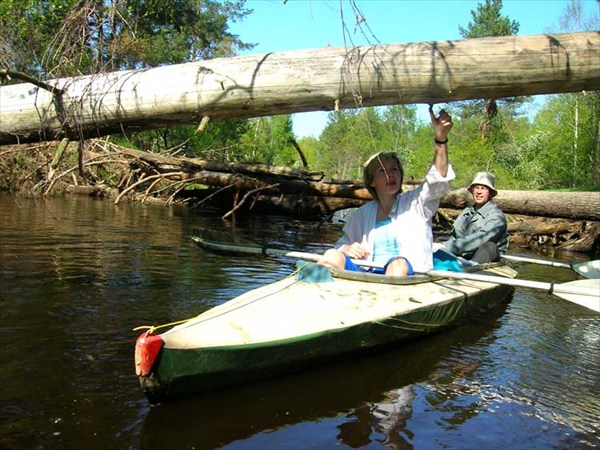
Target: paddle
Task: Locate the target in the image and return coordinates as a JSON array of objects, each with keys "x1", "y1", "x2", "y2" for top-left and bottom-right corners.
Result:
[
  {"x1": 501, "y1": 254, "x2": 600, "y2": 279},
  {"x1": 192, "y1": 235, "x2": 599, "y2": 312},
  {"x1": 191, "y1": 235, "x2": 385, "y2": 269},
  {"x1": 427, "y1": 270, "x2": 599, "y2": 313}
]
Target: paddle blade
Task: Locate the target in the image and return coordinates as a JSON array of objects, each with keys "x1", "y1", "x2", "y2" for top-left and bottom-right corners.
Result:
[
  {"x1": 573, "y1": 260, "x2": 600, "y2": 279},
  {"x1": 555, "y1": 279, "x2": 600, "y2": 312}
]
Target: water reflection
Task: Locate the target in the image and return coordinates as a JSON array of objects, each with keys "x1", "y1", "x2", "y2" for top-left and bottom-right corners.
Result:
[{"x1": 337, "y1": 386, "x2": 416, "y2": 449}]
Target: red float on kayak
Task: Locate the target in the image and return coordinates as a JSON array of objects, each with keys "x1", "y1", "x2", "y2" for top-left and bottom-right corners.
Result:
[{"x1": 135, "y1": 332, "x2": 164, "y2": 376}]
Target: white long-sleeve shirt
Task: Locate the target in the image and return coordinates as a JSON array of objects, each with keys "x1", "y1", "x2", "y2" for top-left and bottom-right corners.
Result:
[{"x1": 335, "y1": 164, "x2": 455, "y2": 272}]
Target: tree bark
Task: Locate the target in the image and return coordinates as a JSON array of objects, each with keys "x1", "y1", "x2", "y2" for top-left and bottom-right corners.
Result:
[{"x1": 1, "y1": 31, "x2": 598, "y2": 145}]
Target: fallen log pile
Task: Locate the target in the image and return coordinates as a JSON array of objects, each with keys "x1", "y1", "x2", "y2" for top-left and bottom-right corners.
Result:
[
  {"x1": 436, "y1": 209, "x2": 600, "y2": 256},
  {"x1": 507, "y1": 216, "x2": 600, "y2": 254},
  {"x1": 1, "y1": 140, "x2": 598, "y2": 255}
]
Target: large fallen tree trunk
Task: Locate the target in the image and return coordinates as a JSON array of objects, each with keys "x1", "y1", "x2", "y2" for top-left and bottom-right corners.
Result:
[{"x1": 1, "y1": 31, "x2": 599, "y2": 145}]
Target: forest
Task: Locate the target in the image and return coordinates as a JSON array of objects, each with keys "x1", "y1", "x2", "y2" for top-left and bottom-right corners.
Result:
[{"x1": 0, "y1": 0, "x2": 598, "y2": 194}]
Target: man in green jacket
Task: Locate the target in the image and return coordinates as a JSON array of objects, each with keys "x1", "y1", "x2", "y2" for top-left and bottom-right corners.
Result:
[{"x1": 440, "y1": 171, "x2": 508, "y2": 263}]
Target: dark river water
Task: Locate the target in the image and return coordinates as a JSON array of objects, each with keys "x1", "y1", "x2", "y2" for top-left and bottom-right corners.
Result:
[{"x1": 0, "y1": 193, "x2": 598, "y2": 450}]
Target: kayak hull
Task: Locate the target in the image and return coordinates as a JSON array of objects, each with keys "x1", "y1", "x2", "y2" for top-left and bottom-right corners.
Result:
[{"x1": 137, "y1": 264, "x2": 514, "y2": 404}]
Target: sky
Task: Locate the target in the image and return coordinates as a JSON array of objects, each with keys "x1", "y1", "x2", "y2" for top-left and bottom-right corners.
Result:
[{"x1": 229, "y1": 0, "x2": 599, "y2": 138}]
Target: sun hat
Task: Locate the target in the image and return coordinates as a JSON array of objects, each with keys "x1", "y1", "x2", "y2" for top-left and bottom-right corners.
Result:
[{"x1": 468, "y1": 171, "x2": 498, "y2": 198}]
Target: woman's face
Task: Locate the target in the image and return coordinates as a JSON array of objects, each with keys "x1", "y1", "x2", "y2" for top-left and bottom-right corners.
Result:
[
  {"x1": 471, "y1": 184, "x2": 491, "y2": 207},
  {"x1": 371, "y1": 158, "x2": 402, "y2": 198}
]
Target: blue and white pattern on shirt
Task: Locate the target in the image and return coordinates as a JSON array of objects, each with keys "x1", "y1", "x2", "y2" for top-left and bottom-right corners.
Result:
[{"x1": 372, "y1": 218, "x2": 400, "y2": 265}]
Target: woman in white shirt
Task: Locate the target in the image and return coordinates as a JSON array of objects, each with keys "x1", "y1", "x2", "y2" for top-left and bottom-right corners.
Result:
[{"x1": 317, "y1": 106, "x2": 455, "y2": 276}]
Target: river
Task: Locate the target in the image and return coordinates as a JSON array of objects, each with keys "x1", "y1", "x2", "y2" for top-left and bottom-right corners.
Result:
[{"x1": 0, "y1": 193, "x2": 598, "y2": 450}]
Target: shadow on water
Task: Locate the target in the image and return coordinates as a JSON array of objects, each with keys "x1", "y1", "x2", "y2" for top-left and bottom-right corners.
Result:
[{"x1": 139, "y1": 302, "x2": 511, "y2": 450}]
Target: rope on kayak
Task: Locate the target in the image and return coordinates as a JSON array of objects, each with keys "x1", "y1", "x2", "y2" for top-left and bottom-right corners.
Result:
[
  {"x1": 132, "y1": 265, "x2": 310, "y2": 333},
  {"x1": 133, "y1": 317, "x2": 196, "y2": 333}
]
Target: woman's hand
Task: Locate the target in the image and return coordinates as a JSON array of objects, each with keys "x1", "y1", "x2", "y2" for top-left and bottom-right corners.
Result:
[
  {"x1": 429, "y1": 105, "x2": 453, "y2": 142},
  {"x1": 342, "y1": 242, "x2": 370, "y2": 260}
]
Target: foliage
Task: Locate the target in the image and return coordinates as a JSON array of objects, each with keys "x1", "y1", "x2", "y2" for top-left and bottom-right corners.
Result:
[
  {"x1": 310, "y1": 87, "x2": 600, "y2": 192},
  {"x1": 533, "y1": 92, "x2": 600, "y2": 189},
  {"x1": 455, "y1": 0, "x2": 528, "y2": 144},
  {"x1": 317, "y1": 105, "x2": 419, "y2": 180},
  {"x1": 319, "y1": 110, "x2": 360, "y2": 180},
  {"x1": 0, "y1": 0, "x2": 254, "y2": 78},
  {"x1": 1, "y1": 0, "x2": 259, "y2": 163},
  {"x1": 1, "y1": 0, "x2": 80, "y2": 76},
  {"x1": 523, "y1": 0, "x2": 600, "y2": 191},
  {"x1": 122, "y1": 120, "x2": 251, "y2": 161},
  {"x1": 237, "y1": 115, "x2": 298, "y2": 165},
  {"x1": 458, "y1": 0, "x2": 519, "y2": 38},
  {"x1": 296, "y1": 136, "x2": 321, "y2": 170}
]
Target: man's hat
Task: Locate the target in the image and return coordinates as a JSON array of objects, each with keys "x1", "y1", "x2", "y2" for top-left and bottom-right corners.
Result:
[{"x1": 468, "y1": 171, "x2": 498, "y2": 198}]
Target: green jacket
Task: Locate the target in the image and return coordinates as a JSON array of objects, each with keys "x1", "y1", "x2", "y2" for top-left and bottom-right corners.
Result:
[{"x1": 444, "y1": 201, "x2": 508, "y2": 258}]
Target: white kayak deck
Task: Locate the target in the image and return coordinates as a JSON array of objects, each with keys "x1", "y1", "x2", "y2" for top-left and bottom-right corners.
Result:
[{"x1": 161, "y1": 265, "x2": 513, "y2": 349}]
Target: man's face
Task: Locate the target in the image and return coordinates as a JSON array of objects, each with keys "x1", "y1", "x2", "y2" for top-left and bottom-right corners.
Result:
[{"x1": 471, "y1": 184, "x2": 491, "y2": 207}]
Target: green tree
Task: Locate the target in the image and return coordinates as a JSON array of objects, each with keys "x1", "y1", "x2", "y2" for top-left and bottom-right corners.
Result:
[
  {"x1": 319, "y1": 110, "x2": 359, "y2": 179},
  {"x1": 317, "y1": 105, "x2": 420, "y2": 180},
  {"x1": 319, "y1": 108, "x2": 384, "y2": 179},
  {"x1": 237, "y1": 115, "x2": 298, "y2": 166},
  {"x1": 126, "y1": 119, "x2": 251, "y2": 161},
  {"x1": 297, "y1": 136, "x2": 321, "y2": 170},
  {"x1": 458, "y1": 0, "x2": 519, "y2": 38},
  {"x1": 1, "y1": 0, "x2": 253, "y2": 77},
  {"x1": 0, "y1": 0, "x2": 257, "y2": 162},
  {"x1": 380, "y1": 105, "x2": 418, "y2": 175},
  {"x1": 526, "y1": 0, "x2": 600, "y2": 190},
  {"x1": 99, "y1": 0, "x2": 254, "y2": 70},
  {"x1": 0, "y1": 0, "x2": 81, "y2": 76},
  {"x1": 533, "y1": 92, "x2": 600, "y2": 189},
  {"x1": 457, "y1": 0, "x2": 526, "y2": 141}
]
